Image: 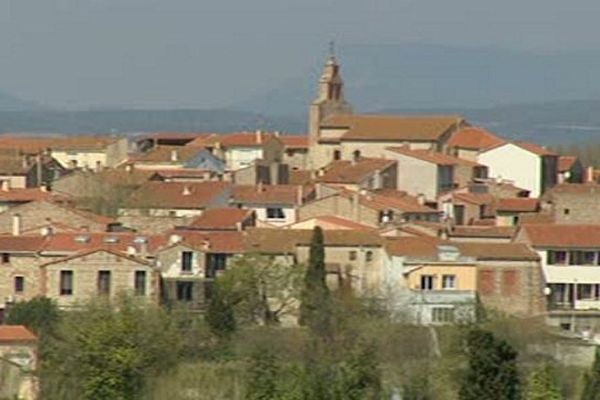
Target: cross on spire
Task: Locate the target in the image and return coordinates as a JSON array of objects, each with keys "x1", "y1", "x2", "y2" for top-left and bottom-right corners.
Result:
[{"x1": 328, "y1": 40, "x2": 336, "y2": 58}]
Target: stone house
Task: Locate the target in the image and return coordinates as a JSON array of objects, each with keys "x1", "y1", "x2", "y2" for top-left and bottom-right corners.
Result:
[
  {"x1": 438, "y1": 190, "x2": 496, "y2": 226},
  {"x1": 134, "y1": 132, "x2": 216, "y2": 152},
  {"x1": 0, "y1": 153, "x2": 65, "y2": 189},
  {"x1": 0, "y1": 201, "x2": 113, "y2": 235},
  {"x1": 230, "y1": 184, "x2": 314, "y2": 227},
  {"x1": 280, "y1": 135, "x2": 309, "y2": 170},
  {"x1": 515, "y1": 224, "x2": 600, "y2": 333},
  {"x1": 119, "y1": 181, "x2": 231, "y2": 217},
  {"x1": 127, "y1": 145, "x2": 225, "y2": 175},
  {"x1": 478, "y1": 141, "x2": 558, "y2": 198},
  {"x1": 0, "y1": 135, "x2": 129, "y2": 169},
  {"x1": 494, "y1": 198, "x2": 540, "y2": 226},
  {"x1": 204, "y1": 131, "x2": 284, "y2": 171},
  {"x1": 0, "y1": 186, "x2": 64, "y2": 213},
  {"x1": 298, "y1": 188, "x2": 440, "y2": 228},
  {"x1": 39, "y1": 248, "x2": 159, "y2": 309},
  {"x1": 541, "y1": 183, "x2": 600, "y2": 225},
  {"x1": 0, "y1": 325, "x2": 38, "y2": 400},
  {"x1": 182, "y1": 208, "x2": 255, "y2": 232},
  {"x1": 446, "y1": 126, "x2": 506, "y2": 161},
  {"x1": 316, "y1": 157, "x2": 397, "y2": 191}
]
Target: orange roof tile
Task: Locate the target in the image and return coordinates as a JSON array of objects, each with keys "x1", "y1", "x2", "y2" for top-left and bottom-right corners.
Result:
[
  {"x1": 322, "y1": 114, "x2": 464, "y2": 142},
  {"x1": 318, "y1": 158, "x2": 396, "y2": 184},
  {"x1": 520, "y1": 224, "x2": 600, "y2": 248},
  {"x1": 384, "y1": 237, "x2": 442, "y2": 257},
  {"x1": 39, "y1": 247, "x2": 151, "y2": 267},
  {"x1": 0, "y1": 326, "x2": 37, "y2": 342},
  {"x1": 206, "y1": 132, "x2": 278, "y2": 148},
  {"x1": 452, "y1": 242, "x2": 539, "y2": 261},
  {"x1": 185, "y1": 208, "x2": 253, "y2": 230},
  {"x1": 126, "y1": 181, "x2": 230, "y2": 209},
  {"x1": 0, "y1": 235, "x2": 48, "y2": 252},
  {"x1": 386, "y1": 147, "x2": 476, "y2": 166},
  {"x1": 452, "y1": 192, "x2": 496, "y2": 206},
  {"x1": 131, "y1": 145, "x2": 207, "y2": 163},
  {"x1": 169, "y1": 231, "x2": 246, "y2": 253},
  {"x1": 495, "y1": 198, "x2": 539, "y2": 213},
  {"x1": 286, "y1": 215, "x2": 375, "y2": 231},
  {"x1": 450, "y1": 226, "x2": 516, "y2": 239},
  {"x1": 447, "y1": 127, "x2": 505, "y2": 150},
  {"x1": 338, "y1": 189, "x2": 439, "y2": 214},
  {"x1": 0, "y1": 188, "x2": 61, "y2": 203},
  {"x1": 40, "y1": 232, "x2": 167, "y2": 255},
  {"x1": 280, "y1": 135, "x2": 309, "y2": 149},
  {"x1": 0, "y1": 135, "x2": 121, "y2": 153},
  {"x1": 558, "y1": 156, "x2": 579, "y2": 172}
]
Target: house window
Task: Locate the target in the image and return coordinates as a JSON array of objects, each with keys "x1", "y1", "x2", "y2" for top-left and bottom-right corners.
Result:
[
  {"x1": 181, "y1": 251, "x2": 193, "y2": 273},
  {"x1": 569, "y1": 251, "x2": 594, "y2": 266},
  {"x1": 420, "y1": 275, "x2": 435, "y2": 290},
  {"x1": 1, "y1": 253, "x2": 9, "y2": 264},
  {"x1": 333, "y1": 150, "x2": 341, "y2": 161},
  {"x1": 349, "y1": 251, "x2": 357, "y2": 261},
  {"x1": 564, "y1": 208, "x2": 570, "y2": 215},
  {"x1": 266, "y1": 208, "x2": 285, "y2": 219},
  {"x1": 14, "y1": 276, "x2": 24, "y2": 293},
  {"x1": 134, "y1": 271, "x2": 146, "y2": 296},
  {"x1": 206, "y1": 254, "x2": 228, "y2": 278},
  {"x1": 60, "y1": 270, "x2": 73, "y2": 296},
  {"x1": 176, "y1": 281, "x2": 194, "y2": 302},
  {"x1": 365, "y1": 251, "x2": 373, "y2": 262},
  {"x1": 583, "y1": 251, "x2": 596, "y2": 265},
  {"x1": 97, "y1": 271, "x2": 111, "y2": 295},
  {"x1": 547, "y1": 250, "x2": 567, "y2": 265},
  {"x1": 432, "y1": 307, "x2": 455, "y2": 323},
  {"x1": 442, "y1": 275, "x2": 456, "y2": 289}
]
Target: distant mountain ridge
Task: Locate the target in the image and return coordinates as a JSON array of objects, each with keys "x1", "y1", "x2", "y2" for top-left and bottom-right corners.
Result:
[{"x1": 0, "y1": 90, "x2": 43, "y2": 112}]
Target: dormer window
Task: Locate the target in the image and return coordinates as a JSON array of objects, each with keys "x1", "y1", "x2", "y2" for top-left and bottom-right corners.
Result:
[{"x1": 181, "y1": 251, "x2": 193, "y2": 273}]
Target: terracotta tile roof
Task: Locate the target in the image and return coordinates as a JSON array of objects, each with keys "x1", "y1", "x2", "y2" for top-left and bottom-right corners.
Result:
[
  {"x1": 452, "y1": 192, "x2": 496, "y2": 206},
  {"x1": 185, "y1": 134, "x2": 220, "y2": 147},
  {"x1": 285, "y1": 215, "x2": 375, "y2": 231},
  {"x1": 519, "y1": 224, "x2": 600, "y2": 248},
  {"x1": 185, "y1": 208, "x2": 253, "y2": 230},
  {"x1": 0, "y1": 326, "x2": 37, "y2": 342},
  {"x1": 452, "y1": 242, "x2": 539, "y2": 261},
  {"x1": 0, "y1": 235, "x2": 47, "y2": 252},
  {"x1": 386, "y1": 147, "x2": 464, "y2": 166},
  {"x1": 318, "y1": 158, "x2": 396, "y2": 184},
  {"x1": 519, "y1": 213, "x2": 555, "y2": 225},
  {"x1": 0, "y1": 135, "x2": 121, "y2": 153},
  {"x1": 138, "y1": 132, "x2": 216, "y2": 142},
  {"x1": 546, "y1": 183, "x2": 600, "y2": 195},
  {"x1": 338, "y1": 189, "x2": 439, "y2": 214},
  {"x1": 280, "y1": 135, "x2": 309, "y2": 149},
  {"x1": 495, "y1": 198, "x2": 539, "y2": 213},
  {"x1": 168, "y1": 231, "x2": 246, "y2": 253},
  {"x1": 93, "y1": 169, "x2": 155, "y2": 186},
  {"x1": 0, "y1": 156, "x2": 33, "y2": 175},
  {"x1": 513, "y1": 141, "x2": 557, "y2": 157},
  {"x1": 0, "y1": 188, "x2": 60, "y2": 203},
  {"x1": 447, "y1": 127, "x2": 505, "y2": 150},
  {"x1": 40, "y1": 232, "x2": 167, "y2": 255},
  {"x1": 245, "y1": 228, "x2": 383, "y2": 254},
  {"x1": 322, "y1": 114, "x2": 464, "y2": 142},
  {"x1": 384, "y1": 237, "x2": 442, "y2": 257},
  {"x1": 39, "y1": 247, "x2": 151, "y2": 267},
  {"x1": 131, "y1": 146, "x2": 206, "y2": 163},
  {"x1": 558, "y1": 156, "x2": 579, "y2": 172},
  {"x1": 126, "y1": 181, "x2": 230, "y2": 209},
  {"x1": 450, "y1": 226, "x2": 516, "y2": 239},
  {"x1": 232, "y1": 184, "x2": 311, "y2": 205},
  {"x1": 205, "y1": 132, "x2": 278, "y2": 148}
]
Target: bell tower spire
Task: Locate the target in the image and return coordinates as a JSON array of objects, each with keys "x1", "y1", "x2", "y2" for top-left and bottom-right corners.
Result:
[{"x1": 308, "y1": 44, "x2": 353, "y2": 149}]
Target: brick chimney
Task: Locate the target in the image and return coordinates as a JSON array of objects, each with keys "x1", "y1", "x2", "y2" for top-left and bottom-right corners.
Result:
[
  {"x1": 12, "y1": 214, "x2": 21, "y2": 236},
  {"x1": 171, "y1": 149, "x2": 179, "y2": 162},
  {"x1": 296, "y1": 185, "x2": 304, "y2": 205},
  {"x1": 255, "y1": 130, "x2": 262, "y2": 144},
  {"x1": 1, "y1": 180, "x2": 10, "y2": 192},
  {"x1": 182, "y1": 185, "x2": 191, "y2": 196}
]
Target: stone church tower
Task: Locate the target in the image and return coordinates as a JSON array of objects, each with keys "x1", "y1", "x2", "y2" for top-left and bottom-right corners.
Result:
[{"x1": 308, "y1": 53, "x2": 353, "y2": 149}]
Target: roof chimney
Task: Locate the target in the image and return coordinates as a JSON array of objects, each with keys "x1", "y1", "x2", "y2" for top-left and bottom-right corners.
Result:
[
  {"x1": 296, "y1": 185, "x2": 304, "y2": 205},
  {"x1": 1, "y1": 180, "x2": 10, "y2": 192},
  {"x1": 171, "y1": 149, "x2": 179, "y2": 162},
  {"x1": 40, "y1": 183, "x2": 48, "y2": 192},
  {"x1": 417, "y1": 193, "x2": 426, "y2": 205},
  {"x1": 255, "y1": 130, "x2": 262, "y2": 144},
  {"x1": 125, "y1": 163, "x2": 133, "y2": 173},
  {"x1": 182, "y1": 185, "x2": 191, "y2": 196},
  {"x1": 12, "y1": 214, "x2": 21, "y2": 237},
  {"x1": 256, "y1": 181, "x2": 264, "y2": 192}
]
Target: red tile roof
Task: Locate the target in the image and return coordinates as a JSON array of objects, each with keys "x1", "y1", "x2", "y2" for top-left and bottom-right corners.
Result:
[
  {"x1": 39, "y1": 247, "x2": 151, "y2": 267},
  {"x1": 0, "y1": 235, "x2": 48, "y2": 252},
  {"x1": 452, "y1": 192, "x2": 496, "y2": 206},
  {"x1": 169, "y1": 231, "x2": 246, "y2": 253},
  {"x1": 0, "y1": 326, "x2": 37, "y2": 342},
  {"x1": 519, "y1": 224, "x2": 600, "y2": 248},
  {"x1": 126, "y1": 181, "x2": 230, "y2": 209},
  {"x1": 206, "y1": 132, "x2": 278, "y2": 148},
  {"x1": 452, "y1": 242, "x2": 539, "y2": 261},
  {"x1": 232, "y1": 184, "x2": 311, "y2": 205},
  {"x1": 337, "y1": 189, "x2": 439, "y2": 214},
  {"x1": 495, "y1": 198, "x2": 539, "y2": 213},
  {"x1": 0, "y1": 135, "x2": 121, "y2": 153},
  {"x1": 185, "y1": 208, "x2": 253, "y2": 230},
  {"x1": 131, "y1": 146, "x2": 206, "y2": 163},
  {"x1": 513, "y1": 141, "x2": 557, "y2": 157},
  {"x1": 40, "y1": 232, "x2": 167, "y2": 255},
  {"x1": 447, "y1": 127, "x2": 505, "y2": 150},
  {"x1": 280, "y1": 135, "x2": 309, "y2": 149},
  {"x1": 387, "y1": 147, "x2": 480, "y2": 166},
  {"x1": 546, "y1": 183, "x2": 600, "y2": 195},
  {"x1": 286, "y1": 215, "x2": 375, "y2": 231},
  {"x1": 323, "y1": 114, "x2": 464, "y2": 142},
  {"x1": 318, "y1": 158, "x2": 396, "y2": 184},
  {"x1": 0, "y1": 188, "x2": 61, "y2": 203},
  {"x1": 384, "y1": 237, "x2": 442, "y2": 257},
  {"x1": 558, "y1": 156, "x2": 579, "y2": 172},
  {"x1": 450, "y1": 226, "x2": 516, "y2": 239}
]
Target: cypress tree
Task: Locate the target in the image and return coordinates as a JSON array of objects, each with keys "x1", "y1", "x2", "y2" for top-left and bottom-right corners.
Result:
[
  {"x1": 582, "y1": 347, "x2": 600, "y2": 400},
  {"x1": 245, "y1": 350, "x2": 280, "y2": 400},
  {"x1": 299, "y1": 226, "x2": 331, "y2": 335},
  {"x1": 459, "y1": 328, "x2": 521, "y2": 400}
]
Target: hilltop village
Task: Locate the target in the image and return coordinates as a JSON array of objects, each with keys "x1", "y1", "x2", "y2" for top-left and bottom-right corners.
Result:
[{"x1": 1, "y1": 56, "x2": 600, "y2": 395}]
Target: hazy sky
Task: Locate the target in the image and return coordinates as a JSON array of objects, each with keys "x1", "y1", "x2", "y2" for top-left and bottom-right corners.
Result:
[{"x1": 1, "y1": 0, "x2": 599, "y2": 109}]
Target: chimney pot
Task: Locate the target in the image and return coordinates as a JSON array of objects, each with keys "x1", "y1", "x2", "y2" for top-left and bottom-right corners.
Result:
[
  {"x1": 255, "y1": 130, "x2": 262, "y2": 144},
  {"x1": 171, "y1": 149, "x2": 179, "y2": 162},
  {"x1": 1, "y1": 180, "x2": 10, "y2": 192}
]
